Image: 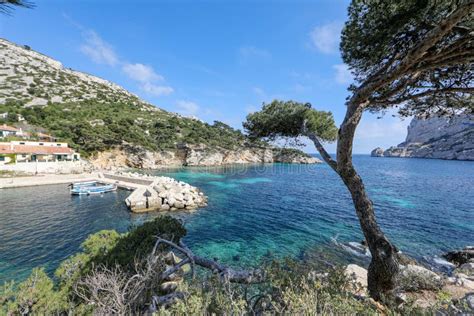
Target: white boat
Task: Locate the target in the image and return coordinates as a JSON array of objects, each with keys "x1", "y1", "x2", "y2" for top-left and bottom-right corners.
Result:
[
  {"x1": 70, "y1": 184, "x2": 117, "y2": 195},
  {"x1": 70, "y1": 181, "x2": 97, "y2": 187}
]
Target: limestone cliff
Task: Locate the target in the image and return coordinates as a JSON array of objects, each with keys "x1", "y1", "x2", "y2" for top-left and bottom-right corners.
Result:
[
  {"x1": 371, "y1": 115, "x2": 473, "y2": 161},
  {"x1": 91, "y1": 144, "x2": 321, "y2": 170}
]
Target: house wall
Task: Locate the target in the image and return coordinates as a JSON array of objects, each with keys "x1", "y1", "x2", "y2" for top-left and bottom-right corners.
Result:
[
  {"x1": 0, "y1": 160, "x2": 91, "y2": 174},
  {"x1": 0, "y1": 154, "x2": 15, "y2": 165},
  {"x1": 10, "y1": 141, "x2": 68, "y2": 148}
]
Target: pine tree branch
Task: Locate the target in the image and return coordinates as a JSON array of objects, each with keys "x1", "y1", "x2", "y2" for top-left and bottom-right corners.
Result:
[
  {"x1": 376, "y1": 87, "x2": 474, "y2": 105},
  {"x1": 307, "y1": 132, "x2": 337, "y2": 172}
]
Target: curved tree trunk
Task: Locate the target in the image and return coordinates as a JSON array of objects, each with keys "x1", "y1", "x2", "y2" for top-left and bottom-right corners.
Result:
[
  {"x1": 337, "y1": 163, "x2": 399, "y2": 300},
  {"x1": 309, "y1": 100, "x2": 400, "y2": 300}
]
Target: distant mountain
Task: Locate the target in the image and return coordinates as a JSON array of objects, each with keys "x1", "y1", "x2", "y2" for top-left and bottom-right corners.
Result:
[
  {"x1": 0, "y1": 38, "x2": 318, "y2": 167},
  {"x1": 371, "y1": 114, "x2": 474, "y2": 161}
]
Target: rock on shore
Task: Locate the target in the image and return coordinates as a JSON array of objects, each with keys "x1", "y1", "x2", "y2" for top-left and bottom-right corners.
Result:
[{"x1": 371, "y1": 114, "x2": 474, "y2": 160}]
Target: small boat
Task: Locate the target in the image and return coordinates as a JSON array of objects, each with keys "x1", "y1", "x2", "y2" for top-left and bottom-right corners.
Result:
[
  {"x1": 69, "y1": 181, "x2": 97, "y2": 187},
  {"x1": 70, "y1": 184, "x2": 117, "y2": 195}
]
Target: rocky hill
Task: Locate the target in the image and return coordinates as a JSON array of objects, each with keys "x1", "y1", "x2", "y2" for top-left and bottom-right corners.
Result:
[
  {"x1": 371, "y1": 114, "x2": 473, "y2": 161},
  {"x1": 0, "y1": 38, "x2": 319, "y2": 167}
]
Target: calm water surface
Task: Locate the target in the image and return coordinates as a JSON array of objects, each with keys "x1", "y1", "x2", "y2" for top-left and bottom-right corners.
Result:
[{"x1": 1, "y1": 155, "x2": 473, "y2": 283}]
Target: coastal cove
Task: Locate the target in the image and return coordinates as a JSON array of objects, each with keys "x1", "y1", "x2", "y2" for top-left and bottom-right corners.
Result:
[{"x1": 1, "y1": 155, "x2": 473, "y2": 284}]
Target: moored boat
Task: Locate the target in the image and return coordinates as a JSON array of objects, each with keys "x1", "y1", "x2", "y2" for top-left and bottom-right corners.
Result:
[
  {"x1": 70, "y1": 184, "x2": 117, "y2": 195},
  {"x1": 70, "y1": 181, "x2": 97, "y2": 187}
]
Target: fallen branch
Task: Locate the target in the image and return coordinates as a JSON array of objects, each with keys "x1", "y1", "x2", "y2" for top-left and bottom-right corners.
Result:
[{"x1": 154, "y1": 237, "x2": 265, "y2": 284}]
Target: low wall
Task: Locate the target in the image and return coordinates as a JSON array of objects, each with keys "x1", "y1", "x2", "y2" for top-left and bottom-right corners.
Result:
[
  {"x1": 103, "y1": 173, "x2": 154, "y2": 186},
  {"x1": 0, "y1": 161, "x2": 89, "y2": 174}
]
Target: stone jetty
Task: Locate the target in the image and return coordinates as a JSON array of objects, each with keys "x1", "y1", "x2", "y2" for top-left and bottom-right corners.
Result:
[
  {"x1": 0, "y1": 171, "x2": 208, "y2": 213},
  {"x1": 108, "y1": 172, "x2": 208, "y2": 213}
]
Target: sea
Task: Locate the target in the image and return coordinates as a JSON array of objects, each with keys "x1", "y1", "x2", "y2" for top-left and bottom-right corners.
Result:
[{"x1": 1, "y1": 155, "x2": 473, "y2": 283}]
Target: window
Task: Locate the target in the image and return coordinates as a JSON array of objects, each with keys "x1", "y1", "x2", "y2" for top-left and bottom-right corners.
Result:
[
  {"x1": 19, "y1": 142, "x2": 25, "y2": 145},
  {"x1": 57, "y1": 144, "x2": 61, "y2": 146},
  {"x1": 39, "y1": 143, "x2": 44, "y2": 146},
  {"x1": 0, "y1": 156, "x2": 4, "y2": 161}
]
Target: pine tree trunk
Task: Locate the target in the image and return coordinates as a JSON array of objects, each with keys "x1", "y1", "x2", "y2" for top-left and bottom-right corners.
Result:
[
  {"x1": 337, "y1": 164, "x2": 399, "y2": 300},
  {"x1": 310, "y1": 100, "x2": 400, "y2": 300}
]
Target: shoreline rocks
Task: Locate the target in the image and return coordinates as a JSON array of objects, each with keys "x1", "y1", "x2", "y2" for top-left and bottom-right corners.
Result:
[
  {"x1": 371, "y1": 114, "x2": 474, "y2": 160},
  {"x1": 443, "y1": 246, "x2": 474, "y2": 266},
  {"x1": 120, "y1": 171, "x2": 208, "y2": 213},
  {"x1": 91, "y1": 144, "x2": 322, "y2": 170}
]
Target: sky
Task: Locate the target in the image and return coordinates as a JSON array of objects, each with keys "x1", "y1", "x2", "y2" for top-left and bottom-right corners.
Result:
[{"x1": 0, "y1": 0, "x2": 411, "y2": 154}]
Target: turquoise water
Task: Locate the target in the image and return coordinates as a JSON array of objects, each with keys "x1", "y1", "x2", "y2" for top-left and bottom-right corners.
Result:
[{"x1": 1, "y1": 155, "x2": 473, "y2": 283}]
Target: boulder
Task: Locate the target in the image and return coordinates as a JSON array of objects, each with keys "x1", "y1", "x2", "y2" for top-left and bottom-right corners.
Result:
[
  {"x1": 174, "y1": 201, "x2": 185, "y2": 209},
  {"x1": 443, "y1": 246, "x2": 474, "y2": 266},
  {"x1": 466, "y1": 293, "x2": 474, "y2": 310},
  {"x1": 344, "y1": 264, "x2": 368, "y2": 296},
  {"x1": 398, "y1": 264, "x2": 443, "y2": 292}
]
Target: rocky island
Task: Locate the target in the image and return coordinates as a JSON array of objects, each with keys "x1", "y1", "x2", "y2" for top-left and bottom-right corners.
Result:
[{"x1": 371, "y1": 114, "x2": 473, "y2": 161}]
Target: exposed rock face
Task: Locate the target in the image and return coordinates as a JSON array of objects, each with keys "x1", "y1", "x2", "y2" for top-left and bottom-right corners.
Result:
[
  {"x1": 272, "y1": 149, "x2": 322, "y2": 164},
  {"x1": 0, "y1": 38, "x2": 149, "y2": 108},
  {"x1": 90, "y1": 144, "x2": 321, "y2": 170},
  {"x1": 443, "y1": 246, "x2": 474, "y2": 266},
  {"x1": 372, "y1": 114, "x2": 474, "y2": 160},
  {"x1": 370, "y1": 147, "x2": 384, "y2": 157}
]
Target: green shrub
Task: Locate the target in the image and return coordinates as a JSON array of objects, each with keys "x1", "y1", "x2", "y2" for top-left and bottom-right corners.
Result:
[{"x1": 0, "y1": 268, "x2": 68, "y2": 315}]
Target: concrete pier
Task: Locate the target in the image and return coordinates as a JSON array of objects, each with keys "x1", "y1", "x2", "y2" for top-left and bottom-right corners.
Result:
[{"x1": 0, "y1": 172, "x2": 208, "y2": 213}]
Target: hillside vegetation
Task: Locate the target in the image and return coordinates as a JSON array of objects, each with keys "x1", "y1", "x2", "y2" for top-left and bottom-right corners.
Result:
[
  {"x1": 0, "y1": 99, "x2": 254, "y2": 155},
  {"x1": 0, "y1": 39, "x2": 269, "y2": 156}
]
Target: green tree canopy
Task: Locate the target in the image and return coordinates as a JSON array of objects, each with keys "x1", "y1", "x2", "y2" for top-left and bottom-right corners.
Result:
[
  {"x1": 0, "y1": 0, "x2": 34, "y2": 14},
  {"x1": 341, "y1": 0, "x2": 473, "y2": 117},
  {"x1": 243, "y1": 100, "x2": 338, "y2": 142}
]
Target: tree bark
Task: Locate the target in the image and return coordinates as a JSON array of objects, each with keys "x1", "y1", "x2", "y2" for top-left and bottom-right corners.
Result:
[
  {"x1": 309, "y1": 101, "x2": 400, "y2": 301},
  {"x1": 337, "y1": 164, "x2": 399, "y2": 301}
]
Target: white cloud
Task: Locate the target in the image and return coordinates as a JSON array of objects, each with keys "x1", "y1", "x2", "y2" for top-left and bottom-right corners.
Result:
[
  {"x1": 80, "y1": 30, "x2": 118, "y2": 66},
  {"x1": 252, "y1": 87, "x2": 266, "y2": 97},
  {"x1": 176, "y1": 100, "x2": 199, "y2": 115},
  {"x1": 333, "y1": 64, "x2": 353, "y2": 85},
  {"x1": 122, "y1": 63, "x2": 164, "y2": 82},
  {"x1": 353, "y1": 112, "x2": 410, "y2": 153},
  {"x1": 76, "y1": 25, "x2": 173, "y2": 97},
  {"x1": 239, "y1": 46, "x2": 271, "y2": 60},
  {"x1": 309, "y1": 21, "x2": 342, "y2": 54},
  {"x1": 141, "y1": 83, "x2": 174, "y2": 96}
]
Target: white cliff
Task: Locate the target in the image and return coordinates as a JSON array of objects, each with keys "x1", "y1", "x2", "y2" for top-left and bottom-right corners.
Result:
[{"x1": 371, "y1": 114, "x2": 474, "y2": 161}]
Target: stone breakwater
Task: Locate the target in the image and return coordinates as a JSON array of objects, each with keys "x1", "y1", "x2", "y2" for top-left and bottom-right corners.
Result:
[{"x1": 111, "y1": 172, "x2": 208, "y2": 213}]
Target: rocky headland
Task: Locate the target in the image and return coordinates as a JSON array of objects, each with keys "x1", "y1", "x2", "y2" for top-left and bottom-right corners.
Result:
[{"x1": 371, "y1": 114, "x2": 473, "y2": 161}]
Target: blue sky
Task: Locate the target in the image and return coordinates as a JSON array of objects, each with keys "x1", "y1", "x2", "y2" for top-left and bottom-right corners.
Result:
[{"x1": 0, "y1": 0, "x2": 410, "y2": 153}]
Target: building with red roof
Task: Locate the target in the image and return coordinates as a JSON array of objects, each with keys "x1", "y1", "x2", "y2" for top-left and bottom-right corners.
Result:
[{"x1": 0, "y1": 141, "x2": 80, "y2": 165}]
